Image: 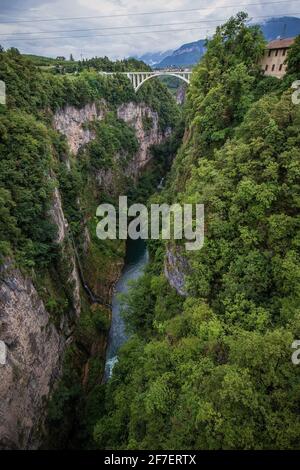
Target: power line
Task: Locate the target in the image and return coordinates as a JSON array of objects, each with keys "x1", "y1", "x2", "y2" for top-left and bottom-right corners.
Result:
[
  {"x1": 1, "y1": 12, "x2": 300, "y2": 41},
  {"x1": 0, "y1": 0, "x2": 298, "y2": 24},
  {"x1": 0, "y1": 20, "x2": 222, "y2": 37},
  {"x1": 2, "y1": 27, "x2": 205, "y2": 42},
  {"x1": 0, "y1": 18, "x2": 281, "y2": 37},
  {"x1": 1, "y1": 14, "x2": 299, "y2": 42},
  {"x1": 0, "y1": 5, "x2": 298, "y2": 37}
]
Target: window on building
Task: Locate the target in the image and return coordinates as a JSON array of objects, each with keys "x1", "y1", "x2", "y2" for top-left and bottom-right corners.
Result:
[
  {"x1": 282, "y1": 49, "x2": 286, "y2": 56},
  {"x1": 275, "y1": 49, "x2": 279, "y2": 56},
  {"x1": 265, "y1": 64, "x2": 269, "y2": 71},
  {"x1": 268, "y1": 49, "x2": 272, "y2": 57},
  {"x1": 272, "y1": 64, "x2": 276, "y2": 71},
  {"x1": 279, "y1": 64, "x2": 283, "y2": 71}
]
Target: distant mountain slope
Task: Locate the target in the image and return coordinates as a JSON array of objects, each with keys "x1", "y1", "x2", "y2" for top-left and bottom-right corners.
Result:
[
  {"x1": 137, "y1": 50, "x2": 174, "y2": 66},
  {"x1": 260, "y1": 16, "x2": 300, "y2": 40},
  {"x1": 139, "y1": 16, "x2": 300, "y2": 68},
  {"x1": 156, "y1": 39, "x2": 206, "y2": 68}
]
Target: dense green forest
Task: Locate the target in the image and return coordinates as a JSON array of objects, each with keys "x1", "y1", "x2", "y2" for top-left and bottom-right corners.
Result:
[
  {"x1": 26, "y1": 53, "x2": 150, "y2": 74},
  {"x1": 0, "y1": 46, "x2": 179, "y2": 448},
  {"x1": 0, "y1": 48, "x2": 178, "y2": 267},
  {"x1": 1, "y1": 10, "x2": 300, "y2": 451},
  {"x1": 93, "y1": 14, "x2": 300, "y2": 450}
]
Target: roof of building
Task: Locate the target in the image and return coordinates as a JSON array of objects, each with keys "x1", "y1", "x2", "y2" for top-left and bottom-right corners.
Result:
[{"x1": 266, "y1": 38, "x2": 295, "y2": 49}]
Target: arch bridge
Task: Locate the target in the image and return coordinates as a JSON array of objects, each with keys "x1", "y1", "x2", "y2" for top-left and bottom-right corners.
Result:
[{"x1": 99, "y1": 70, "x2": 192, "y2": 92}]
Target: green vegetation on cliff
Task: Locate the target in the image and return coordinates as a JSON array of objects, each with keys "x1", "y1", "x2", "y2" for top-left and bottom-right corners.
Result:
[
  {"x1": 0, "y1": 45, "x2": 180, "y2": 448},
  {"x1": 2, "y1": 12, "x2": 299, "y2": 450},
  {"x1": 0, "y1": 46, "x2": 178, "y2": 264},
  {"x1": 93, "y1": 15, "x2": 300, "y2": 450}
]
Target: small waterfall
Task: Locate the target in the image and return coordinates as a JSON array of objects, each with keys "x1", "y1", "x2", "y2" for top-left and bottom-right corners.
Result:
[{"x1": 157, "y1": 177, "x2": 165, "y2": 190}]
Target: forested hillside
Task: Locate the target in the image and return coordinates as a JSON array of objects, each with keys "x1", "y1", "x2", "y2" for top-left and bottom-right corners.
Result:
[
  {"x1": 0, "y1": 48, "x2": 178, "y2": 266},
  {"x1": 94, "y1": 14, "x2": 300, "y2": 450},
  {"x1": 0, "y1": 47, "x2": 179, "y2": 449},
  {"x1": 1, "y1": 11, "x2": 300, "y2": 451}
]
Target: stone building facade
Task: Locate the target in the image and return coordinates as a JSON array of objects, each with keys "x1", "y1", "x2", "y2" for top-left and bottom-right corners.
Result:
[{"x1": 260, "y1": 37, "x2": 295, "y2": 78}]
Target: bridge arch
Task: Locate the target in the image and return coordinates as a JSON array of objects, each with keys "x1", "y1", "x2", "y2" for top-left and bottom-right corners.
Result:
[
  {"x1": 99, "y1": 70, "x2": 192, "y2": 93},
  {"x1": 134, "y1": 72, "x2": 190, "y2": 92}
]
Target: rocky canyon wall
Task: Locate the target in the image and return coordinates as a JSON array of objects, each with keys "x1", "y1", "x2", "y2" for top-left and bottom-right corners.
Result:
[
  {"x1": 54, "y1": 100, "x2": 167, "y2": 174},
  {"x1": 0, "y1": 98, "x2": 168, "y2": 449},
  {"x1": 0, "y1": 262, "x2": 63, "y2": 449}
]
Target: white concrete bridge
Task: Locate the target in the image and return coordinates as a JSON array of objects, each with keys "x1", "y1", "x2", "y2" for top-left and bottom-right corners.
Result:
[{"x1": 99, "y1": 70, "x2": 192, "y2": 92}]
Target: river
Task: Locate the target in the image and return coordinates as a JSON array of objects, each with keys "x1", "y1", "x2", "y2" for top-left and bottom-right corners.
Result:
[{"x1": 104, "y1": 238, "x2": 149, "y2": 381}]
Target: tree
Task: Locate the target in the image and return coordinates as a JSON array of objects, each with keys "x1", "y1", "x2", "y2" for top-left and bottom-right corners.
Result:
[
  {"x1": 93, "y1": 14, "x2": 300, "y2": 450},
  {"x1": 286, "y1": 34, "x2": 300, "y2": 75}
]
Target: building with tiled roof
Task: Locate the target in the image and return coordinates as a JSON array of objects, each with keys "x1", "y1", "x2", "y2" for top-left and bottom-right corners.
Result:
[{"x1": 260, "y1": 37, "x2": 295, "y2": 78}]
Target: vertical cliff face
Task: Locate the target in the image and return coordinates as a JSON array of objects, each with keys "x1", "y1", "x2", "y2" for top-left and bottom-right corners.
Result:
[
  {"x1": 53, "y1": 102, "x2": 107, "y2": 156},
  {"x1": 49, "y1": 187, "x2": 69, "y2": 245},
  {"x1": 0, "y1": 262, "x2": 63, "y2": 450},
  {"x1": 0, "y1": 182, "x2": 80, "y2": 450},
  {"x1": 117, "y1": 102, "x2": 168, "y2": 174},
  {"x1": 164, "y1": 247, "x2": 189, "y2": 297},
  {"x1": 52, "y1": 99, "x2": 169, "y2": 300},
  {"x1": 176, "y1": 85, "x2": 187, "y2": 105},
  {"x1": 0, "y1": 97, "x2": 172, "y2": 449},
  {"x1": 53, "y1": 101, "x2": 168, "y2": 174},
  {"x1": 48, "y1": 187, "x2": 81, "y2": 316}
]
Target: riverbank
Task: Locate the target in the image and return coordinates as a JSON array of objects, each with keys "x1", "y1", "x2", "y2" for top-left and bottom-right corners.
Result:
[{"x1": 104, "y1": 239, "x2": 149, "y2": 381}]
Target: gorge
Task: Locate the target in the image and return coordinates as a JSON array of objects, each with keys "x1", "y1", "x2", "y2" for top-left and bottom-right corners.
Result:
[
  {"x1": 0, "y1": 49, "x2": 180, "y2": 449},
  {"x1": 104, "y1": 239, "x2": 149, "y2": 381},
  {"x1": 1, "y1": 14, "x2": 300, "y2": 450}
]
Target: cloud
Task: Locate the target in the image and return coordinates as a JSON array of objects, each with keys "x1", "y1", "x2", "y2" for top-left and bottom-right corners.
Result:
[
  {"x1": 0, "y1": 0, "x2": 299, "y2": 59},
  {"x1": 0, "y1": 0, "x2": 46, "y2": 13}
]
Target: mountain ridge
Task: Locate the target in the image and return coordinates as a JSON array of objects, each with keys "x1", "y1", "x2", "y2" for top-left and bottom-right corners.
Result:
[{"x1": 137, "y1": 16, "x2": 300, "y2": 68}]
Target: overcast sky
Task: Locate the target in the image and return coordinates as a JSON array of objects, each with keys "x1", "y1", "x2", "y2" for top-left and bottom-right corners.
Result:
[{"x1": 0, "y1": 0, "x2": 299, "y2": 59}]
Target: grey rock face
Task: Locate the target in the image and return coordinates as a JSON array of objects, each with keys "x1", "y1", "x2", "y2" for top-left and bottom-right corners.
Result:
[
  {"x1": 0, "y1": 263, "x2": 63, "y2": 449},
  {"x1": 48, "y1": 186, "x2": 81, "y2": 316},
  {"x1": 0, "y1": 179, "x2": 80, "y2": 449},
  {"x1": 48, "y1": 187, "x2": 69, "y2": 244},
  {"x1": 53, "y1": 101, "x2": 107, "y2": 155},
  {"x1": 117, "y1": 102, "x2": 167, "y2": 175},
  {"x1": 54, "y1": 101, "x2": 167, "y2": 178},
  {"x1": 0, "y1": 98, "x2": 170, "y2": 449},
  {"x1": 164, "y1": 247, "x2": 189, "y2": 296},
  {"x1": 176, "y1": 85, "x2": 187, "y2": 105}
]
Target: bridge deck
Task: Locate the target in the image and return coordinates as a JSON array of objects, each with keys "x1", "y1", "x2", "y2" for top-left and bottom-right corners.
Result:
[{"x1": 99, "y1": 70, "x2": 192, "y2": 92}]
